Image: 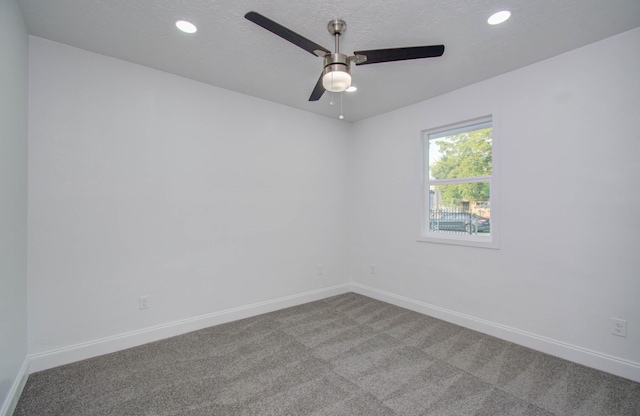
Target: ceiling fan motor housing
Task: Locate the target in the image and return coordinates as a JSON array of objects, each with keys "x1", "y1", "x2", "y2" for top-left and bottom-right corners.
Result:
[{"x1": 323, "y1": 53, "x2": 350, "y2": 74}]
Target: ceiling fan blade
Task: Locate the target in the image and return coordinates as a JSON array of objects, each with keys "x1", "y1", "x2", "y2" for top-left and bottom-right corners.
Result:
[
  {"x1": 353, "y1": 45, "x2": 445, "y2": 65},
  {"x1": 309, "y1": 74, "x2": 325, "y2": 101},
  {"x1": 245, "y1": 11, "x2": 331, "y2": 57}
]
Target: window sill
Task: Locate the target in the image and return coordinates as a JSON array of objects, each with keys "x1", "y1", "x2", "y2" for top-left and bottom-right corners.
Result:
[{"x1": 417, "y1": 234, "x2": 499, "y2": 249}]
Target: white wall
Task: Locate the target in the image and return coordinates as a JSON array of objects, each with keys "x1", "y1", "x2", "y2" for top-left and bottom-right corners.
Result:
[
  {"x1": 351, "y1": 27, "x2": 640, "y2": 380},
  {"x1": 28, "y1": 37, "x2": 351, "y2": 367},
  {"x1": 0, "y1": 0, "x2": 29, "y2": 413}
]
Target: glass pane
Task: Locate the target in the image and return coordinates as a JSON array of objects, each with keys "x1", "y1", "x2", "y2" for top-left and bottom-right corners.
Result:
[
  {"x1": 428, "y1": 125, "x2": 492, "y2": 180},
  {"x1": 428, "y1": 184, "x2": 491, "y2": 235}
]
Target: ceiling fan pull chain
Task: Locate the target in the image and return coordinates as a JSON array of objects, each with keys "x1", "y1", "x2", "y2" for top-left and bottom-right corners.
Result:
[{"x1": 339, "y1": 92, "x2": 345, "y2": 120}]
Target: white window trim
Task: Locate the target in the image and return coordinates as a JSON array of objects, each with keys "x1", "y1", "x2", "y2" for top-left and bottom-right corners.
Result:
[{"x1": 418, "y1": 115, "x2": 500, "y2": 249}]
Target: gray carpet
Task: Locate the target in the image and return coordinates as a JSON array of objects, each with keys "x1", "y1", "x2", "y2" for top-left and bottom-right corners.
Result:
[{"x1": 14, "y1": 293, "x2": 640, "y2": 415}]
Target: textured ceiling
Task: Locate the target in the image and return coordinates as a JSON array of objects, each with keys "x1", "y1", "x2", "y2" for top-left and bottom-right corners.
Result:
[{"x1": 16, "y1": 0, "x2": 640, "y2": 122}]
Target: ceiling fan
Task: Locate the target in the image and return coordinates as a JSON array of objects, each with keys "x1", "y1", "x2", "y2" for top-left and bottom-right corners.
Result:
[{"x1": 245, "y1": 11, "x2": 445, "y2": 102}]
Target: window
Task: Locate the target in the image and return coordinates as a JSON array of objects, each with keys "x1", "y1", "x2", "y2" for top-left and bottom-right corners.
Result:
[{"x1": 420, "y1": 116, "x2": 499, "y2": 248}]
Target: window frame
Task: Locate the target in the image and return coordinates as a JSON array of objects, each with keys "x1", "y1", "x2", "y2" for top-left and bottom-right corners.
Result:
[{"x1": 418, "y1": 115, "x2": 500, "y2": 249}]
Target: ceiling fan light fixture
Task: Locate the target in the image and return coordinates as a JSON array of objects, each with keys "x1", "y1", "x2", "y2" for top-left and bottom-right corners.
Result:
[{"x1": 322, "y1": 69, "x2": 351, "y2": 92}]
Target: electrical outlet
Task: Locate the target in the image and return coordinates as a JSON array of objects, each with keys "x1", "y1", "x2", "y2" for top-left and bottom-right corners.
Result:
[
  {"x1": 370, "y1": 264, "x2": 375, "y2": 274},
  {"x1": 317, "y1": 265, "x2": 324, "y2": 275},
  {"x1": 139, "y1": 295, "x2": 149, "y2": 310},
  {"x1": 611, "y1": 318, "x2": 627, "y2": 337}
]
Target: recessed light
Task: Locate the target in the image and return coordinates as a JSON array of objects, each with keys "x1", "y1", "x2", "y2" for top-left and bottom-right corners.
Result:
[
  {"x1": 176, "y1": 20, "x2": 197, "y2": 34},
  {"x1": 488, "y1": 10, "x2": 511, "y2": 25},
  {"x1": 346, "y1": 86, "x2": 357, "y2": 92}
]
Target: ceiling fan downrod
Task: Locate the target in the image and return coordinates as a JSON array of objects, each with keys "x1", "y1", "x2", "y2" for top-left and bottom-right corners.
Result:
[{"x1": 327, "y1": 19, "x2": 346, "y2": 53}]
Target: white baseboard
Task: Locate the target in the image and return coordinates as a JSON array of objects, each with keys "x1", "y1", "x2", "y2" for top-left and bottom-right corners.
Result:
[
  {"x1": 351, "y1": 283, "x2": 640, "y2": 383},
  {"x1": 29, "y1": 283, "x2": 351, "y2": 373},
  {"x1": 0, "y1": 357, "x2": 29, "y2": 416}
]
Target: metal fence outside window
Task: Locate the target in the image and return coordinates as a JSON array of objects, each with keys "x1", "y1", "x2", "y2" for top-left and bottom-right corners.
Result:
[{"x1": 429, "y1": 208, "x2": 490, "y2": 235}]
